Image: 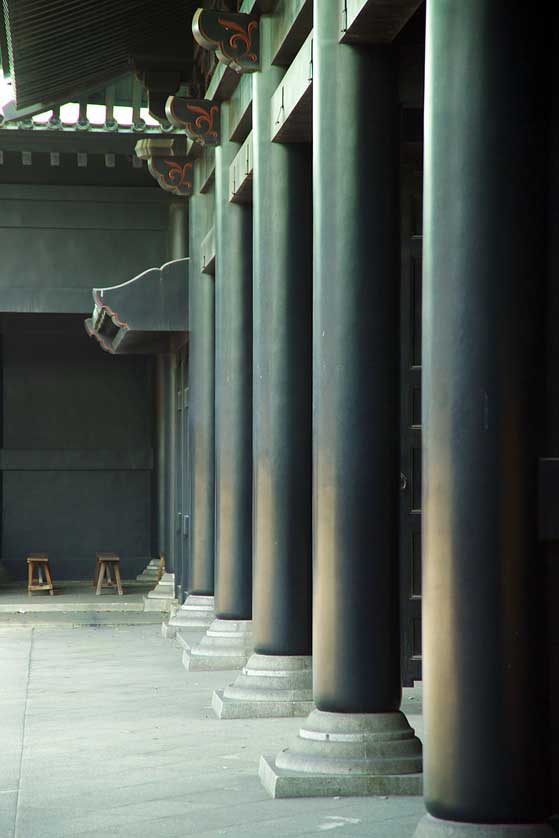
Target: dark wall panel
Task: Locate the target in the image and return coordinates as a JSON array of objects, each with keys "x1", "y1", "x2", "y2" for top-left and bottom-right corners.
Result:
[
  {"x1": 3, "y1": 332, "x2": 152, "y2": 450},
  {"x1": 3, "y1": 471, "x2": 151, "y2": 580},
  {"x1": 0, "y1": 184, "x2": 169, "y2": 314},
  {"x1": 0, "y1": 316, "x2": 155, "y2": 580}
]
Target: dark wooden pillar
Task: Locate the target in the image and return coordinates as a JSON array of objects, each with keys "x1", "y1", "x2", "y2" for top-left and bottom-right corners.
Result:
[
  {"x1": 168, "y1": 199, "x2": 188, "y2": 262},
  {"x1": 416, "y1": 2, "x2": 552, "y2": 836},
  {"x1": 168, "y1": 199, "x2": 188, "y2": 595},
  {"x1": 155, "y1": 354, "x2": 168, "y2": 557},
  {"x1": 251, "y1": 18, "x2": 312, "y2": 657},
  {"x1": 165, "y1": 354, "x2": 177, "y2": 575},
  {"x1": 187, "y1": 189, "x2": 215, "y2": 598},
  {"x1": 213, "y1": 16, "x2": 313, "y2": 717},
  {"x1": 183, "y1": 106, "x2": 254, "y2": 669},
  {"x1": 312, "y1": 3, "x2": 400, "y2": 715},
  {"x1": 165, "y1": 177, "x2": 216, "y2": 636},
  {"x1": 261, "y1": 3, "x2": 421, "y2": 791},
  {"x1": 213, "y1": 103, "x2": 253, "y2": 621}
]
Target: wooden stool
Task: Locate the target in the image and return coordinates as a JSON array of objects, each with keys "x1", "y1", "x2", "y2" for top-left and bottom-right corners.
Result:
[
  {"x1": 27, "y1": 554, "x2": 54, "y2": 596},
  {"x1": 95, "y1": 553, "x2": 123, "y2": 596}
]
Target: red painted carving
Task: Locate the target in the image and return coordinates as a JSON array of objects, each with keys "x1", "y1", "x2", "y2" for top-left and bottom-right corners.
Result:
[
  {"x1": 192, "y1": 10, "x2": 260, "y2": 73},
  {"x1": 219, "y1": 17, "x2": 258, "y2": 63},
  {"x1": 166, "y1": 97, "x2": 220, "y2": 145},
  {"x1": 147, "y1": 157, "x2": 193, "y2": 196}
]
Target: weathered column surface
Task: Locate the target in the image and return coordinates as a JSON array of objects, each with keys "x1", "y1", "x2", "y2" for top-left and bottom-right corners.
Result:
[
  {"x1": 145, "y1": 353, "x2": 178, "y2": 612},
  {"x1": 260, "y1": 3, "x2": 421, "y2": 798},
  {"x1": 172, "y1": 201, "x2": 188, "y2": 604},
  {"x1": 213, "y1": 17, "x2": 313, "y2": 720},
  {"x1": 183, "y1": 103, "x2": 253, "y2": 670},
  {"x1": 165, "y1": 186, "x2": 216, "y2": 638},
  {"x1": 147, "y1": 200, "x2": 186, "y2": 613},
  {"x1": 138, "y1": 355, "x2": 169, "y2": 583},
  {"x1": 413, "y1": 4, "x2": 553, "y2": 838}
]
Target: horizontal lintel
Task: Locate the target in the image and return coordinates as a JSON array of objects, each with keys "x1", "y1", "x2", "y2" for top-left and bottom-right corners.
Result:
[
  {"x1": 272, "y1": 0, "x2": 312, "y2": 67},
  {"x1": 201, "y1": 225, "x2": 216, "y2": 274},
  {"x1": 229, "y1": 132, "x2": 253, "y2": 204},
  {"x1": 270, "y1": 31, "x2": 312, "y2": 143},
  {"x1": 340, "y1": 0, "x2": 424, "y2": 45}
]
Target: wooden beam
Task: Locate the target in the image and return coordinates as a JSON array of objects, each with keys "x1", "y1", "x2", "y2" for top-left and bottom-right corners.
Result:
[
  {"x1": 205, "y1": 60, "x2": 240, "y2": 103},
  {"x1": 340, "y1": 0, "x2": 424, "y2": 44},
  {"x1": 201, "y1": 225, "x2": 216, "y2": 274},
  {"x1": 272, "y1": 0, "x2": 312, "y2": 67},
  {"x1": 270, "y1": 31, "x2": 312, "y2": 143},
  {"x1": 198, "y1": 146, "x2": 216, "y2": 194},
  {"x1": 240, "y1": 0, "x2": 278, "y2": 14},
  {"x1": 229, "y1": 132, "x2": 253, "y2": 204},
  {"x1": 229, "y1": 74, "x2": 253, "y2": 143},
  {"x1": 0, "y1": 128, "x2": 178, "y2": 156}
]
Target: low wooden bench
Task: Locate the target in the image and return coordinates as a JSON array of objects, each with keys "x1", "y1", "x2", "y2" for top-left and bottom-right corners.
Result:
[
  {"x1": 95, "y1": 553, "x2": 123, "y2": 596},
  {"x1": 27, "y1": 554, "x2": 54, "y2": 596}
]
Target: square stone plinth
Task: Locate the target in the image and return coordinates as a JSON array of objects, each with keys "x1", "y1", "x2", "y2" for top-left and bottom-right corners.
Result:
[
  {"x1": 259, "y1": 754, "x2": 423, "y2": 799},
  {"x1": 143, "y1": 595, "x2": 176, "y2": 613},
  {"x1": 212, "y1": 689, "x2": 314, "y2": 719},
  {"x1": 161, "y1": 621, "x2": 177, "y2": 639},
  {"x1": 182, "y1": 647, "x2": 248, "y2": 672}
]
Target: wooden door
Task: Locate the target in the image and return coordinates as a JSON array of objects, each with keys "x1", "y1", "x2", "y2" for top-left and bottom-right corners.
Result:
[{"x1": 400, "y1": 155, "x2": 423, "y2": 687}]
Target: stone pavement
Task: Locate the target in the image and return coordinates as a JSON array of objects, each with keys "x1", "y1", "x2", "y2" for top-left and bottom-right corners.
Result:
[{"x1": 0, "y1": 623, "x2": 425, "y2": 838}]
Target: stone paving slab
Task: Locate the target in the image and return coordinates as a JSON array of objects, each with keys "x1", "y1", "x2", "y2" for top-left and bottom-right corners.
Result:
[
  {"x1": 0, "y1": 612, "x2": 164, "y2": 626},
  {"x1": 0, "y1": 623, "x2": 425, "y2": 838}
]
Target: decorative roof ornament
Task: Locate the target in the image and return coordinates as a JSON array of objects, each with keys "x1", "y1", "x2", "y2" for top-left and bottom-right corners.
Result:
[
  {"x1": 135, "y1": 138, "x2": 193, "y2": 196},
  {"x1": 192, "y1": 9, "x2": 260, "y2": 74},
  {"x1": 165, "y1": 96, "x2": 220, "y2": 146}
]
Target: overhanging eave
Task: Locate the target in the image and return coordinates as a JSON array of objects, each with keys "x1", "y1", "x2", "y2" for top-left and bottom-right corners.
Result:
[{"x1": 85, "y1": 258, "x2": 188, "y2": 355}]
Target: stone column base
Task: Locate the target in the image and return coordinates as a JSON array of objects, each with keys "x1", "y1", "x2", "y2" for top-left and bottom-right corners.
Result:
[
  {"x1": 182, "y1": 618, "x2": 253, "y2": 671},
  {"x1": 143, "y1": 573, "x2": 176, "y2": 612},
  {"x1": 414, "y1": 815, "x2": 556, "y2": 838},
  {"x1": 212, "y1": 653, "x2": 314, "y2": 719},
  {"x1": 162, "y1": 595, "x2": 215, "y2": 639},
  {"x1": 260, "y1": 709, "x2": 423, "y2": 799},
  {"x1": 136, "y1": 558, "x2": 162, "y2": 583}
]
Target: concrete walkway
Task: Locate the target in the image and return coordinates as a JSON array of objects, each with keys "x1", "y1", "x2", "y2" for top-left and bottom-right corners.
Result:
[{"x1": 0, "y1": 624, "x2": 425, "y2": 838}]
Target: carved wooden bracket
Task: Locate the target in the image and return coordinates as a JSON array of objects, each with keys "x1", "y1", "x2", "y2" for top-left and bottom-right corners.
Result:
[
  {"x1": 192, "y1": 9, "x2": 260, "y2": 74},
  {"x1": 166, "y1": 97, "x2": 220, "y2": 146},
  {"x1": 135, "y1": 139, "x2": 193, "y2": 196}
]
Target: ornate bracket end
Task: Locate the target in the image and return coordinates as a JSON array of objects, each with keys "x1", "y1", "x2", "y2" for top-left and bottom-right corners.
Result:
[
  {"x1": 166, "y1": 96, "x2": 220, "y2": 146},
  {"x1": 192, "y1": 9, "x2": 260, "y2": 74},
  {"x1": 135, "y1": 139, "x2": 193, "y2": 196}
]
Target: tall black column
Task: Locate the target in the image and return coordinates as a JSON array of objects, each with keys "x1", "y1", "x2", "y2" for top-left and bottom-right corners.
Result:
[
  {"x1": 155, "y1": 354, "x2": 168, "y2": 557},
  {"x1": 164, "y1": 179, "x2": 216, "y2": 637},
  {"x1": 262, "y1": 4, "x2": 421, "y2": 796},
  {"x1": 311, "y1": 9, "x2": 399, "y2": 714},
  {"x1": 214, "y1": 16, "x2": 313, "y2": 719},
  {"x1": 183, "y1": 104, "x2": 253, "y2": 671},
  {"x1": 145, "y1": 351, "x2": 177, "y2": 609},
  {"x1": 165, "y1": 354, "x2": 177, "y2": 575},
  {"x1": 415, "y1": 4, "x2": 552, "y2": 838},
  {"x1": 213, "y1": 104, "x2": 253, "y2": 622},
  {"x1": 251, "y1": 19, "x2": 312, "y2": 658},
  {"x1": 187, "y1": 190, "x2": 215, "y2": 599},
  {"x1": 168, "y1": 199, "x2": 188, "y2": 261},
  {"x1": 168, "y1": 199, "x2": 188, "y2": 597}
]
